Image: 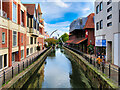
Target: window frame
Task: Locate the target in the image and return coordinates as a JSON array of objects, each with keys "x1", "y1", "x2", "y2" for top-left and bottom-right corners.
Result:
[
  {"x1": 2, "y1": 32, "x2": 5, "y2": 44},
  {"x1": 100, "y1": 20, "x2": 103, "y2": 29},
  {"x1": 100, "y1": 2, "x2": 103, "y2": 11},
  {"x1": 13, "y1": 31, "x2": 17, "y2": 47},
  {"x1": 96, "y1": 22, "x2": 99, "y2": 30},
  {"x1": 107, "y1": 14, "x2": 112, "y2": 20},
  {"x1": 96, "y1": 5, "x2": 99, "y2": 14},
  {"x1": 107, "y1": 7, "x2": 112, "y2": 13},
  {"x1": 12, "y1": 2, "x2": 17, "y2": 23},
  {"x1": 21, "y1": 50, "x2": 24, "y2": 60},
  {"x1": 107, "y1": 22, "x2": 112, "y2": 27}
]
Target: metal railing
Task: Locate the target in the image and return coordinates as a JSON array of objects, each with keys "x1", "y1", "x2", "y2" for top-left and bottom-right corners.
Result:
[
  {"x1": 0, "y1": 48, "x2": 50, "y2": 88},
  {"x1": 0, "y1": 9, "x2": 7, "y2": 19}
]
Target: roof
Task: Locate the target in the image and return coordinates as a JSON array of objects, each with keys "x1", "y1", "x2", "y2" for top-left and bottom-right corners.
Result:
[
  {"x1": 66, "y1": 38, "x2": 87, "y2": 44},
  {"x1": 23, "y1": 4, "x2": 35, "y2": 15},
  {"x1": 37, "y1": 4, "x2": 42, "y2": 14},
  {"x1": 84, "y1": 13, "x2": 95, "y2": 29}
]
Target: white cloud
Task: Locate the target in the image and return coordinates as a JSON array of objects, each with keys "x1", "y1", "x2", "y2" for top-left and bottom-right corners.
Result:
[{"x1": 44, "y1": 21, "x2": 70, "y2": 37}]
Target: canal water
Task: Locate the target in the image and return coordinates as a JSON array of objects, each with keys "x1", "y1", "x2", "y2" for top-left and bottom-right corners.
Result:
[{"x1": 23, "y1": 48, "x2": 92, "y2": 88}]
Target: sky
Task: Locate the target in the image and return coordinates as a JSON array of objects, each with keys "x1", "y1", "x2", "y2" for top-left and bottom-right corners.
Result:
[{"x1": 21, "y1": 0, "x2": 95, "y2": 37}]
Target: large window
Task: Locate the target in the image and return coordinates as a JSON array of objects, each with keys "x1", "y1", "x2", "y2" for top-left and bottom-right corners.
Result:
[
  {"x1": 96, "y1": 22, "x2": 99, "y2": 30},
  {"x1": 107, "y1": 22, "x2": 112, "y2": 27},
  {"x1": 107, "y1": 7, "x2": 112, "y2": 12},
  {"x1": 100, "y1": 20, "x2": 103, "y2": 29},
  {"x1": 96, "y1": 5, "x2": 99, "y2": 14},
  {"x1": 21, "y1": 50, "x2": 24, "y2": 59},
  {"x1": 107, "y1": 14, "x2": 112, "y2": 20},
  {"x1": 13, "y1": 2, "x2": 17, "y2": 23},
  {"x1": 2, "y1": 32, "x2": 5, "y2": 44},
  {"x1": 13, "y1": 31, "x2": 17, "y2": 47},
  {"x1": 30, "y1": 37, "x2": 33, "y2": 44},
  {"x1": 100, "y1": 2, "x2": 103, "y2": 11}
]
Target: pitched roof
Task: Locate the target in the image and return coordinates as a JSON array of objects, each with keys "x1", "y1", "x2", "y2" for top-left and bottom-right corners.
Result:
[
  {"x1": 23, "y1": 4, "x2": 35, "y2": 15},
  {"x1": 84, "y1": 13, "x2": 95, "y2": 29}
]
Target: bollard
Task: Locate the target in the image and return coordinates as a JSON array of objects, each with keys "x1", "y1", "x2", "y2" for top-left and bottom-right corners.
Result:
[
  {"x1": 18, "y1": 64, "x2": 20, "y2": 74},
  {"x1": 12, "y1": 67, "x2": 14, "y2": 78},
  {"x1": 109, "y1": 64, "x2": 111, "y2": 78},
  {"x1": 3, "y1": 70, "x2": 5, "y2": 84},
  {"x1": 23, "y1": 62, "x2": 24, "y2": 70}
]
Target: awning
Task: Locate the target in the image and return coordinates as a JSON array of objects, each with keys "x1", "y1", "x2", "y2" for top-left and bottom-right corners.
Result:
[{"x1": 66, "y1": 38, "x2": 87, "y2": 44}]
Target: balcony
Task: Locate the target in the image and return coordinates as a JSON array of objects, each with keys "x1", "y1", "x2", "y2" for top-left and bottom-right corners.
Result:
[
  {"x1": 0, "y1": 9, "x2": 7, "y2": 19},
  {"x1": 29, "y1": 28, "x2": 39, "y2": 37}
]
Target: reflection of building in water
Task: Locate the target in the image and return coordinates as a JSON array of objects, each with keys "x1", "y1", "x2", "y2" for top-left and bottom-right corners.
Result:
[
  {"x1": 27, "y1": 63, "x2": 45, "y2": 88},
  {"x1": 48, "y1": 49, "x2": 56, "y2": 57}
]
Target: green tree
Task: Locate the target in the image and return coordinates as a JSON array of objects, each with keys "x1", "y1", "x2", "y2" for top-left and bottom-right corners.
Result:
[
  {"x1": 45, "y1": 38, "x2": 57, "y2": 47},
  {"x1": 58, "y1": 33, "x2": 69, "y2": 43}
]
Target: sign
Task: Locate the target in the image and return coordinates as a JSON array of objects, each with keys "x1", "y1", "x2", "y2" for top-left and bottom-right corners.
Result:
[{"x1": 95, "y1": 39, "x2": 106, "y2": 47}]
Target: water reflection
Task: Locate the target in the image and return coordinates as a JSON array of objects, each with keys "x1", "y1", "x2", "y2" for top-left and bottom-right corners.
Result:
[{"x1": 23, "y1": 48, "x2": 92, "y2": 88}]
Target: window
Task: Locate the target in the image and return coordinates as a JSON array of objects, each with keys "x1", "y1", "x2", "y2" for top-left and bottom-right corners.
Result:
[
  {"x1": 30, "y1": 37, "x2": 33, "y2": 44},
  {"x1": 107, "y1": 7, "x2": 112, "y2": 12},
  {"x1": 27, "y1": 48, "x2": 29, "y2": 56},
  {"x1": 107, "y1": 22, "x2": 112, "y2": 27},
  {"x1": 0, "y1": 56, "x2": 2, "y2": 69},
  {"x1": 107, "y1": 14, "x2": 112, "y2": 20},
  {"x1": 100, "y1": 20, "x2": 103, "y2": 29},
  {"x1": 119, "y1": 10, "x2": 120, "y2": 23},
  {"x1": 13, "y1": 2, "x2": 17, "y2": 23},
  {"x1": 21, "y1": 36, "x2": 23, "y2": 43},
  {"x1": 2, "y1": 32, "x2": 5, "y2": 44},
  {"x1": 27, "y1": 15, "x2": 29, "y2": 27},
  {"x1": 34, "y1": 47, "x2": 36, "y2": 52},
  {"x1": 96, "y1": 5, "x2": 99, "y2": 14},
  {"x1": 96, "y1": 22, "x2": 99, "y2": 30},
  {"x1": 30, "y1": 48, "x2": 33, "y2": 54},
  {"x1": 4, "y1": 54, "x2": 7, "y2": 67},
  {"x1": 35, "y1": 38, "x2": 36, "y2": 44},
  {"x1": 21, "y1": 50, "x2": 24, "y2": 59},
  {"x1": 21, "y1": 10, "x2": 24, "y2": 26},
  {"x1": 12, "y1": 53, "x2": 15, "y2": 63},
  {"x1": 13, "y1": 31, "x2": 17, "y2": 46},
  {"x1": 34, "y1": 19, "x2": 36, "y2": 29},
  {"x1": 100, "y1": 2, "x2": 103, "y2": 11},
  {"x1": 107, "y1": 0, "x2": 112, "y2": 5}
]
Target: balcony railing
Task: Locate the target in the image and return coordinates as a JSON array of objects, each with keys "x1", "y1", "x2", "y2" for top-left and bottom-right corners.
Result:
[{"x1": 0, "y1": 9, "x2": 7, "y2": 19}]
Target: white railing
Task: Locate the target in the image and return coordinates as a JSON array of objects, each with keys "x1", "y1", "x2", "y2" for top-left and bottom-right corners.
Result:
[{"x1": 0, "y1": 9, "x2": 7, "y2": 18}]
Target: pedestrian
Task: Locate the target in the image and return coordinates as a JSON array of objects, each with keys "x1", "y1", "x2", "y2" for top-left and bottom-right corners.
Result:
[
  {"x1": 96, "y1": 56, "x2": 102, "y2": 69},
  {"x1": 97, "y1": 52, "x2": 100, "y2": 58}
]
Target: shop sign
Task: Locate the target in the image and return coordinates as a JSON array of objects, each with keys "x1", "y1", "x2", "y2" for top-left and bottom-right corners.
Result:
[{"x1": 95, "y1": 39, "x2": 106, "y2": 47}]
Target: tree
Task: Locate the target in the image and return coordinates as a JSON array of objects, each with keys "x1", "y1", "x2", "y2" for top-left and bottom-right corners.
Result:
[
  {"x1": 58, "y1": 33, "x2": 69, "y2": 43},
  {"x1": 45, "y1": 38, "x2": 57, "y2": 47}
]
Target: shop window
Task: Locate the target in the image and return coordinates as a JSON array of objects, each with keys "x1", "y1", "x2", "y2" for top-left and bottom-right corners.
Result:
[{"x1": 2, "y1": 32, "x2": 5, "y2": 44}]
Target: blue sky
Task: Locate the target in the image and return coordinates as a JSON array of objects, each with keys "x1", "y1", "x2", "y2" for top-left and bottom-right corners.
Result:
[{"x1": 21, "y1": 0, "x2": 95, "y2": 37}]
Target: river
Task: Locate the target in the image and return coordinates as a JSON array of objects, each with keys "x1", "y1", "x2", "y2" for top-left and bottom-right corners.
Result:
[{"x1": 22, "y1": 48, "x2": 92, "y2": 88}]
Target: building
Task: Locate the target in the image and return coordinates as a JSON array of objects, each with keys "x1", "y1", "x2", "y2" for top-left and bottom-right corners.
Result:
[
  {"x1": 66, "y1": 13, "x2": 95, "y2": 53},
  {"x1": 0, "y1": 0, "x2": 45, "y2": 71},
  {"x1": 44, "y1": 31, "x2": 49, "y2": 39},
  {"x1": 95, "y1": 0, "x2": 120, "y2": 66}
]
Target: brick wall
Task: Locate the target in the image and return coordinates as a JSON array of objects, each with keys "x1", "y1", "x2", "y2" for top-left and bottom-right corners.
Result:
[
  {"x1": 88, "y1": 29, "x2": 95, "y2": 45},
  {"x1": 18, "y1": 32, "x2": 21, "y2": 61}
]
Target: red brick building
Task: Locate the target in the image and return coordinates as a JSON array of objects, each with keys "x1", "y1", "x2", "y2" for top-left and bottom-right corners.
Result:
[
  {"x1": 66, "y1": 13, "x2": 95, "y2": 53},
  {"x1": 0, "y1": 0, "x2": 45, "y2": 70}
]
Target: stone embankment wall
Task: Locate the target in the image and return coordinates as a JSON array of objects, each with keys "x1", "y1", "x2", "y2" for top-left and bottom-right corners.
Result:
[
  {"x1": 1, "y1": 47, "x2": 52, "y2": 89},
  {"x1": 63, "y1": 46, "x2": 118, "y2": 89}
]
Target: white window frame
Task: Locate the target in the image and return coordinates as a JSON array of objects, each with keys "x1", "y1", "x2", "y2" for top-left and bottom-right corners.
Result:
[
  {"x1": 2, "y1": 32, "x2": 5, "y2": 44},
  {"x1": 13, "y1": 31, "x2": 17, "y2": 47},
  {"x1": 12, "y1": 2, "x2": 17, "y2": 23}
]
